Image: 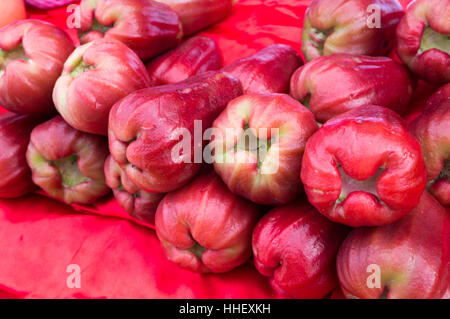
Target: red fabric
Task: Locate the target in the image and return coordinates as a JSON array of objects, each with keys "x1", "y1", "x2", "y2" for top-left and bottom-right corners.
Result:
[{"x1": 0, "y1": 0, "x2": 433, "y2": 299}]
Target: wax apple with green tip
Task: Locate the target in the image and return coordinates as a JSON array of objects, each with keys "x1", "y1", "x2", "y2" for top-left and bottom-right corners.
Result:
[
  {"x1": 105, "y1": 155, "x2": 164, "y2": 225},
  {"x1": 53, "y1": 39, "x2": 151, "y2": 135},
  {"x1": 337, "y1": 191, "x2": 449, "y2": 299},
  {"x1": 396, "y1": 0, "x2": 450, "y2": 84},
  {"x1": 301, "y1": 105, "x2": 427, "y2": 227},
  {"x1": 108, "y1": 71, "x2": 243, "y2": 194},
  {"x1": 0, "y1": 20, "x2": 74, "y2": 115},
  {"x1": 302, "y1": 0, "x2": 404, "y2": 62},
  {"x1": 222, "y1": 44, "x2": 303, "y2": 94},
  {"x1": 155, "y1": 171, "x2": 260, "y2": 273},
  {"x1": 410, "y1": 84, "x2": 450, "y2": 206},
  {"x1": 78, "y1": 0, "x2": 182, "y2": 61},
  {"x1": 211, "y1": 93, "x2": 318, "y2": 205},
  {"x1": 252, "y1": 200, "x2": 349, "y2": 298},
  {"x1": 26, "y1": 116, "x2": 110, "y2": 205},
  {"x1": 290, "y1": 54, "x2": 414, "y2": 123}
]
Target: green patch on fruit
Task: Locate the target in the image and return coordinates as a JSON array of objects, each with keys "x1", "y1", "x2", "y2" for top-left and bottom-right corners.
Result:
[
  {"x1": 337, "y1": 165, "x2": 384, "y2": 203},
  {"x1": 420, "y1": 27, "x2": 450, "y2": 54},
  {"x1": 70, "y1": 59, "x2": 95, "y2": 78},
  {"x1": 0, "y1": 45, "x2": 29, "y2": 77},
  {"x1": 438, "y1": 159, "x2": 450, "y2": 180},
  {"x1": 90, "y1": 18, "x2": 112, "y2": 34},
  {"x1": 302, "y1": 94, "x2": 311, "y2": 109},
  {"x1": 51, "y1": 154, "x2": 90, "y2": 188},
  {"x1": 235, "y1": 123, "x2": 273, "y2": 169},
  {"x1": 309, "y1": 27, "x2": 333, "y2": 55},
  {"x1": 190, "y1": 242, "x2": 206, "y2": 259}
]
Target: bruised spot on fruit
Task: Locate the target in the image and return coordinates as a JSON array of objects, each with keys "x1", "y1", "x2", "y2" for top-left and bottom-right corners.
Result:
[
  {"x1": 70, "y1": 59, "x2": 95, "y2": 78},
  {"x1": 419, "y1": 27, "x2": 450, "y2": 55},
  {"x1": 51, "y1": 154, "x2": 90, "y2": 188},
  {"x1": 0, "y1": 44, "x2": 29, "y2": 77},
  {"x1": 130, "y1": 164, "x2": 143, "y2": 173},
  {"x1": 337, "y1": 165, "x2": 384, "y2": 203},
  {"x1": 189, "y1": 242, "x2": 206, "y2": 259}
]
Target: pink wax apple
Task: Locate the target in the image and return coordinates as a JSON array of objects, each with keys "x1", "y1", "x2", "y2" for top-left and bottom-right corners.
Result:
[
  {"x1": 53, "y1": 39, "x2": 151, "y2": 136},
  {"x1": 0, "y1": 20, "x2": 74, "y2": 115},
  {"x1": 155, "y1": 171, "x2": 260, "y2": 273}
]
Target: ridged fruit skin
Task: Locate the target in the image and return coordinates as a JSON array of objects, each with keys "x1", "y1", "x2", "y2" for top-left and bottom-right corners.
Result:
[
  {"x1": 78, "y1": 0, "x2": 183, "y2": 61},
  {"x1": 410, "y1": 83, "x2": 450, "y2": 207},
  {"x1": 0, "y1": 20, "x2": 74, "y2": 115},
  {"x1": 222, "y1": 44, "x2": 303, "y2": 94},
  {"x1": 396, "y1": 0, "x2": 450, "y2": 84},
  {"x1": 26, "y1": 116, "x2": 110, "y2": 205},
  {"x1": 252, "y1": 199, "x2": 349, "y2": 299},
  {"x1": 290, "y1": 54, "x2": 414, "y2": 123},
  {"x1": 108, "y1": 71, "x2": 243, "y2": 194},
  {"x1": 302, "y1": 0, "x2": 404, "y2": 62},
  {"x1": 301, "y1": 105, "x2": 427, "y2": 227},
  {"x1": 337, "y1": 191, "x2": 449, "y2": 299},
  {"x1": 155, "y1": 171, "x2": 260, "y2": 274},
  {"x1": 53, "y1": 39, "x2": 151, "y2": 136}
]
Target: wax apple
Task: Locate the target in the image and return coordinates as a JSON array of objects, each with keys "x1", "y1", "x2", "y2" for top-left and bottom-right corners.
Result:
[
  {"x1": 222, "y1": 44, "x2": 302, "y2": 94},
  {"x1": 53, "y1": 39, "x2": 151, "y2": 135},
  {"x1": 301, "y1": 105, "x2": 427, "y2": 227},
  {"x1": 78, "y1": 0, "x2": 182, "y2": 61},
  {"x1": 0, "y1": 113, "x2": 43, "y2": 198},
  {"x1": 302, "y1": 0, "x2": 404, "y2": 62},
  {"x1": 211, "y1": 93, "x2": 318, "y2": 205},
  {"x1": 0, "y1": 20, "x2": 74, "y2": 115},
  {"x1": 104, "y1": 155, "x2": 164, "y2": 225},
  {"x1": 155, "y1": 0, "x2": 235, "y2": 36},
  {"x1": 155, "y1": 171, "x2": 260, "y2": 273},
  {"x1": 146, "y1": 36, "x2": 223, "y2": 85},
  {"x1": 337, "y1": 192, "x2": 449, "y2": 299},
  {"x1": 396, "y1": 0, "x2": 450, "y2": 84},
  {"x1": 109, "y1": 71, "x2": 243, "y2": 194},
  {"x1": 26, "y1": 116, "x2": 110, "y2": 205},
  {"x1": 290, "y1": 54, "x2": 414, "y2": 123},
  {"x1": 252, "y1": 199, "x2": 349, "y2": 298},
  {"x1": 410, "y1": 84, "x2": 450, "y2": 206},
  {"x1": 0, "y1": 0, "x2": 26, "y2": 28}
]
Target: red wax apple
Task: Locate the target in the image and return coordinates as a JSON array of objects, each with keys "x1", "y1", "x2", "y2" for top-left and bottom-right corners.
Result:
[
  {"x1": 222, "y1": 44, "x2": 303, "y2": 94},
  {"x1": 26, "y1": 116, "x2": 110, "y2": 205},
  {"x1": 410, "y1": 83, "x2": 450, "y2": 206},
  {"x1": 290, "y1": 54, "x2": 414, "y2": 123},
  {"x1": 301, "y1": 105, "x2": 427, "y2": 227},
  {"x1": 108, "y1": 71, "x2": 243, "y2": 194},
  {"x1": 53, "y1": 39, "x2": 151, "y2": 136},
  {"x1": 0, "y1": 0, "x2": 26, "y2": 28},
  {"x1": 0, "y1": 113, "x2": 43, "y2": 198},
  {"x1": 155, "y1": 171, "x2": 260, "y2": 273},
  {"x1": 252, "y1": 199, "x2": 349, "y2": 298},
  {"x1": 104, "y1": 155, "x2": 164, "y2": 225},
  {"x1": 155, "y1": 0, "x2": 235, "y2": 36},
  {"x1": 302, "y1": 0, "x2": 404, "y2": 62},
  {"x1": 211, "y1": 93, "x2": 318, "y2": 205},
  {"x1": 78, "y1": 0, "x2": 183, "y2": 61},
  {"x1": 337, "y1": 191, "x2": 449, "y2": 299},
  {"x1": 0, "y1": 20, "x2": 74, "y2": 115},
  {"x1": 396, "y1": 0, "x2": 450, "y2": 84},
  {"x1": 146, "y1": 36, "x2": 223, "y2": 85}
]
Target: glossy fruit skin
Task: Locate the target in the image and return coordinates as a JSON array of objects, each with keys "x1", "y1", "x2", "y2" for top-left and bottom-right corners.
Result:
[
  {"x1": 0, "y1": 0, "x2": 26, "y2": 28},
  {"x1": 155, "y1": 0, "x2": 235, "y2": 36},
  {"x1": 108, "y1": 71, "x2": 243, "y2": 194},
  {"x1": 146, "y1": 36, "x2": 223, "y2": 85},
  {"x1": 0, "y1": 113, "x2": 43, "y2": 198},
  {"x1": 302, "y1": 0, "x2": 404, "y2": 62},
  {"x1": 78, "y1": 0, "x2": 183, "y2": 61},
  {"x1": 104, "y1": 155, "x2": 163, "y2": 225},
  {"x1": 53, "y1": 39, "x2": 151, "y2": 136},
  {"x1": 155, "y1": 171, "x2": 260, "y2": 273},
  {"x1": 0, "y1": 20, "x2": 74, "y2": 115},
  {"x1": 410, "y1": 84, "x2": 450, "y2": 207},
  {"x1": 337, "y1": 191, "x2": 449, "y2": 299},
  {"x1": 26, "y1": 116, "x2": 110, "y2": 205},
  {"x1": 252, "y1": 199, "x2": 349, "y2": 299},
  {"x1": 396, "y1": 0, "x2": 450, "y2": 84},
  {"x1": 222, "y1": 44, "x2": 303, "y2": 94},
  {"x1": 211, "y1": 93, "x2": 318, "y2": 205},
  {"x1": 301, "y1": 105, "x2": 427, "y2": 227},
  {"x1": 290, "y1": 54, "x2": 414, "y2": 123}
]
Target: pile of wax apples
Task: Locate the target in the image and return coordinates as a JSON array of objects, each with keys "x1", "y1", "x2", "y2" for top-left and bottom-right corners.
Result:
[{"x1": 0, "y1": 0, "x2": 449, "y2": 299}]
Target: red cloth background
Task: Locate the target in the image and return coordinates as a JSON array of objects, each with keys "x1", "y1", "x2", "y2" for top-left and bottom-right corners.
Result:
[{"x1": 0, "y1": 0, "x2": 429, "y2": 299}]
